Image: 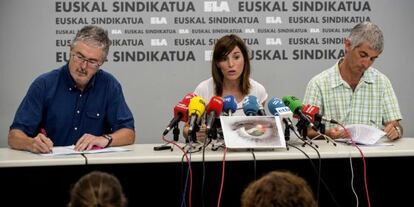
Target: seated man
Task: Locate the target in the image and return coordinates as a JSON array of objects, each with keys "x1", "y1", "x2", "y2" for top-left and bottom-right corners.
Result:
[
  {"x1": 8, "y1": 25, "x2": 135, "y2": 153},
  {"x1": 303, "y1": 22, "x2": 402, "y2": 140}
]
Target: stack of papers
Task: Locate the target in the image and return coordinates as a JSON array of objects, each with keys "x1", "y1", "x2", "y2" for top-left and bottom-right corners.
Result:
[
  {"x1": 336, "y1": 124, "x2": 386, "y2": 145},
  {"x1": 40, "y1": 145, "x2": 130, "y2": 156}
]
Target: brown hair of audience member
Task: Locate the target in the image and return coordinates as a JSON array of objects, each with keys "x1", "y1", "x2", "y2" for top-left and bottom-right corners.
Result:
[
  {"x1": 241, "y1": 171, "x2": 317, "y2": 207},
  {"x1": 68, "y1": 171, "x2": 127, "y2": 207}
]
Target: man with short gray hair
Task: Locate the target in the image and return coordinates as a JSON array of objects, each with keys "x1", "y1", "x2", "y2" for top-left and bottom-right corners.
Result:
[
  {"x1": 303, "y1": 21, "x2": 403, "y2": 140},
  {"x1": 8, "y1": 25, "x2": 135, "y2": 153}
]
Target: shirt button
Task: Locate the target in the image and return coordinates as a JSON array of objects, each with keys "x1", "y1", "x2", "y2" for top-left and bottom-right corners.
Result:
[
  {"x1": 77, "y1": 110, "x2": 80, "y2": 114},
  {"x1": 69, "y1": 88, "x2": 72, "y2": 91},
  {"x1": 97, "y1": 113, "x2": 100, "y2": 117},
  {"x1": 74, "y1": 127, "x2": 78, "y2": 130},
  {"x1": 79, "y1": 94, "x2": 82, "y2": 97}
]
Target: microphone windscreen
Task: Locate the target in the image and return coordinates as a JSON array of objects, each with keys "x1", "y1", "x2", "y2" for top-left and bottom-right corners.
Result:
[
  {"x1": 223, "y1": 95, "x2": 237, "y2": 114},
  {"x1": 206, "y1": 96, "x2": 224, "y2": 115},
  {"x1": 174, "y1": 103, "x2": 189, "y2": 122},
  {"x1": 282, "y1": 96, "x2": 303, "y2": 113},
  {"x1": 242, "y1": 95, "x2": 259, "y2": 115},
  {"x1": 267, "y1": 97, "x2": 286, "y2": 115},
  {"x1": 188, "y1": 96, "x2": 206, "y2": 118},
  {"x1": 301, "y1": 104, "x2": 320, "y2": 123},
  {"x1": 181, "y1": 93, "x2": 197, "y2": 105}
]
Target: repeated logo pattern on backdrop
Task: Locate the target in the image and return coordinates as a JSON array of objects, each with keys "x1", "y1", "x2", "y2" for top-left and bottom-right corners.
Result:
[{"x1": 53, "y1": 0, "x2": 372, "y2": 63}]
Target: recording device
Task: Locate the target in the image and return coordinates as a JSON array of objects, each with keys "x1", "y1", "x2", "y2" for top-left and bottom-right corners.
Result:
[
  {"x1": 188, "y1": 96, "x2": 206, "y2": 135},
  {"x1": 301, "y1": 104, "x2": 339, "y2": 124},
  {"x1": 162, "y1": 93, "x2": 197, "y2": 136},
  {"x1": 205, "y1": 96, "x2": 224, "y2": 131},
  {"x1": 282, "y1": 96, "x2": 316, "y2": 130},
  {"x1": 267, "y1": 97, "x2": 294, "y2": 129},
  {"x1": 222, "y1": 95, "x2": 237, "y2": 116},
  {"x1": 181, "y1": 92, "x2": 197, "y2": 105},
  {"x1": 301, "y1": 104, "x2": 338, "y2": 146},
  {"x1": 268, "y1": 97, "x2": 294, "y2": 145},
  {"x1": 153, "y1": 145, "x2": 172, "y2": 151}
]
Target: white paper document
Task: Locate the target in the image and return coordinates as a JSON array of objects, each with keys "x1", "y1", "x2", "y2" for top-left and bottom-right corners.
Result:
[
  {"x1": 40, "y1": 145, "x2": 131, "y2": 156},
  {"x1": 336, "y1": 124, "x2": 386, "y2": 145}
]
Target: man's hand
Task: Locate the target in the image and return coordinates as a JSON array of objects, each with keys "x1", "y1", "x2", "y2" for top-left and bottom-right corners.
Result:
[
  {"x1": 31, "y1": 133, "x2": 54, "y2": 153},
  {"x1": 74, "y1": 133, "x2": 107, "y2": 151},
  {"x1": 383, "y1": 123, "x2": 401, "y2": 140},
  {"x1": 325, "y1": 127, "x2": 350, "y2": 139}
]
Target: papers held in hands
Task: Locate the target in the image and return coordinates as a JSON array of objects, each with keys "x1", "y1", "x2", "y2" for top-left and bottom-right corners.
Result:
[
  {"x1": 40, "y1": 145, "x2": 130, "y2": 156},
  {"x1": 336, "y1": 124, "x2": 386, "y2": 145}
]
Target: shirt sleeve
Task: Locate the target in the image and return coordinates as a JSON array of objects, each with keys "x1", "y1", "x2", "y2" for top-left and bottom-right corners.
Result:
[
  {"x1": 194, "y1": 80, "x2": 212, "y2": 101},
  {"x1": 303, "y1": 77, "x2": 322, "y2": 107},
  {"x1": 256, "y1": 82, "x2": 268, "y2": 105},
  {"x1": 382, "y1": 77, "x2": 403, "y2": 123},
  {"x1": 10, "y1": 78, "x2": 45, "y2": 137},
  {"x1": 106, "y1": 81, "x2": 135, "y2": 132}
]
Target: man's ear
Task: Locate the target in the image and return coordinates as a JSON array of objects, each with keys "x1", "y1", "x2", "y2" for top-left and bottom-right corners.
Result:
[{"x1": 344, "y1": 38, "x2": 352, "y2": 53}]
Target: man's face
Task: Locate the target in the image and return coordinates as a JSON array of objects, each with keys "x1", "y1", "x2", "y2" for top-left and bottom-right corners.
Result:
[
  {"x1": 345, "y1": 39, "x2": 380, "y2": 74},
  {"x1": 68, "y1": 41, "x2": 105, "y2": 90}
]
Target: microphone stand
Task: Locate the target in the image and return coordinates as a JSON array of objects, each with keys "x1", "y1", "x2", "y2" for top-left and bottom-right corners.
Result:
[
  {"x1": 296, "y1": 119, "x2": 318, "y2": 148},
  {"x1": 283, "y1": 120, "x2": 290, "y2": 150},
  {"x1": 154, "y1": 122, "x2": 179, "y2": 151},
  {"x1": 173, "y1": 123, "x2": 180, "y2": 141},
  {"x1": 186, "y1": 124, "x2": 202, "y2": 152},
  {"x1": 313, "y1": 116, "x2": 337, "y2": 146}
]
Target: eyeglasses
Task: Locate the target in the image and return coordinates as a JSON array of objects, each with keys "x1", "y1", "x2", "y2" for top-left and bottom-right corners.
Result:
[{"x1": 70, "y1": 53, "x2": 103, "y2": 69}]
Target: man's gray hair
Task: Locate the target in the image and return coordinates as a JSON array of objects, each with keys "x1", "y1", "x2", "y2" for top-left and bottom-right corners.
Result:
[
  {"x1": 349, "y1": 21, "x2": 384, "y2": 53},
  {"x1": 72, "y1": 25, "x2": 111, "y2": 59}
]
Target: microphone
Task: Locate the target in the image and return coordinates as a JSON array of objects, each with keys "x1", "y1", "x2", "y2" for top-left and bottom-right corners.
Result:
[
  {"x1": 205, "y1": 96, "x2": 224, "y2": 131},
  {"x1": 181, "y1": 92, "x2": 197, "y2": 105},
  {"x1": 282, "y1": 96, "x2": 316, "y2": 130},
  {"x1": 188, "y1": 96, "x2": 206, "y2": 134},
  {"x1": 162, "y1": 93, "x2": 197, "y2": 136},
  {"x1": 242, "y1": 95, "x2": 259, "y2": 116},
  {"x1": 267, "y1": 97, "x2": 294, "y2": 129},
  {"x1": 257, "y1": 100, "x2": 266, "y2": 116},
  {"x1": 302, "y1": 104, "x2": 339, "y2": 124},
  {"x1": 222, "y1": 95, "x2": 237, "y2": 116}
]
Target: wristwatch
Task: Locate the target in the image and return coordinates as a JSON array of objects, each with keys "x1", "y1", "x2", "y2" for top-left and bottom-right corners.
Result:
[{"x1": 103, "y1": 134, "x2": 113, "y2": 148}]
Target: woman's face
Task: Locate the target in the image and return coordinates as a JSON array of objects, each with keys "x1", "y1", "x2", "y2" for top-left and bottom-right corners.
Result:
[{"x1": 217, "y1": 46, "x2": 245, "y2": 82}]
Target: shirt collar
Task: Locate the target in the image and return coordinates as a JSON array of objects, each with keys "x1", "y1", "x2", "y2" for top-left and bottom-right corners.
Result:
[
  {"x1": 62, "y1": 63, "x2": 98, "y2": 91},
  {"x1": 330, "y1": 58, "x2": 375, "y2": 89}
]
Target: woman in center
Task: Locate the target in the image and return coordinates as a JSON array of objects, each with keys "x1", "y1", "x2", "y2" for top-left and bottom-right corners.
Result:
[{"x1": 184, "y1": 34, "x2": 268, "y2": 140}]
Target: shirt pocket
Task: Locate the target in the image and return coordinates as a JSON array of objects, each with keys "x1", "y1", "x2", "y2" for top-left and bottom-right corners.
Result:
[{"x1": 84, "y1": 111, "x2": 105, "y2": 135}]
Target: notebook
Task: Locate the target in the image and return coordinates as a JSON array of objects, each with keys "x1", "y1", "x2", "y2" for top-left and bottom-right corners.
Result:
[{"x1": 220, "y1": 116, "x2": 286, "y2": 149}]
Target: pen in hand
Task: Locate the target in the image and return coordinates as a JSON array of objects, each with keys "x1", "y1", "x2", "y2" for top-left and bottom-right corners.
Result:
[{"x1": 40, "y1": 128, "x2": 53, "y2": 153}]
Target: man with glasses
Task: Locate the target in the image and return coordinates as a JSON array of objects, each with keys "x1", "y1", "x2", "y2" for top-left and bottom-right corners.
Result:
[
  {"x1": 303, "y1": 22, "x2": 403, "y2": 140},
  {"x1": 8, "y1": 25, "x2": 135, "y2": 153}
]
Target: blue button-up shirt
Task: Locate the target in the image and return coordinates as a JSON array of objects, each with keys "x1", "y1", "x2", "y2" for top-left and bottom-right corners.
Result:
[{"x1": 10, "y1": 64, "x2": 134, "y2": 146}]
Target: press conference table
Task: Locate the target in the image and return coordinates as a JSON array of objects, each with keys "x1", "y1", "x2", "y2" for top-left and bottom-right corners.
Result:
[{"x1": 1, "y1": 138, "x2": 414, "y2": 207}]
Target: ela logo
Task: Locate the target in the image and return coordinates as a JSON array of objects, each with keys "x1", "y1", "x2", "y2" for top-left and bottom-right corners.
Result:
[
  {"x1": 266, "y1": 38, "x2": 282, "y2": 45},
  {"x1": 151, "y1": 39, "x2": 167, "y2": 46},
  {"x1": 266, "y1": 17, "x2": 282, "y2": 24},
  {"x1": 178, "y1": 29, "x2": 189, "y2": 34},
  {"x1": 204, "y1": 1, "x2": 230, "y2": 12},
  {"x1": 150, "y1": 17, "x2": 167, "y2": 24}
]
